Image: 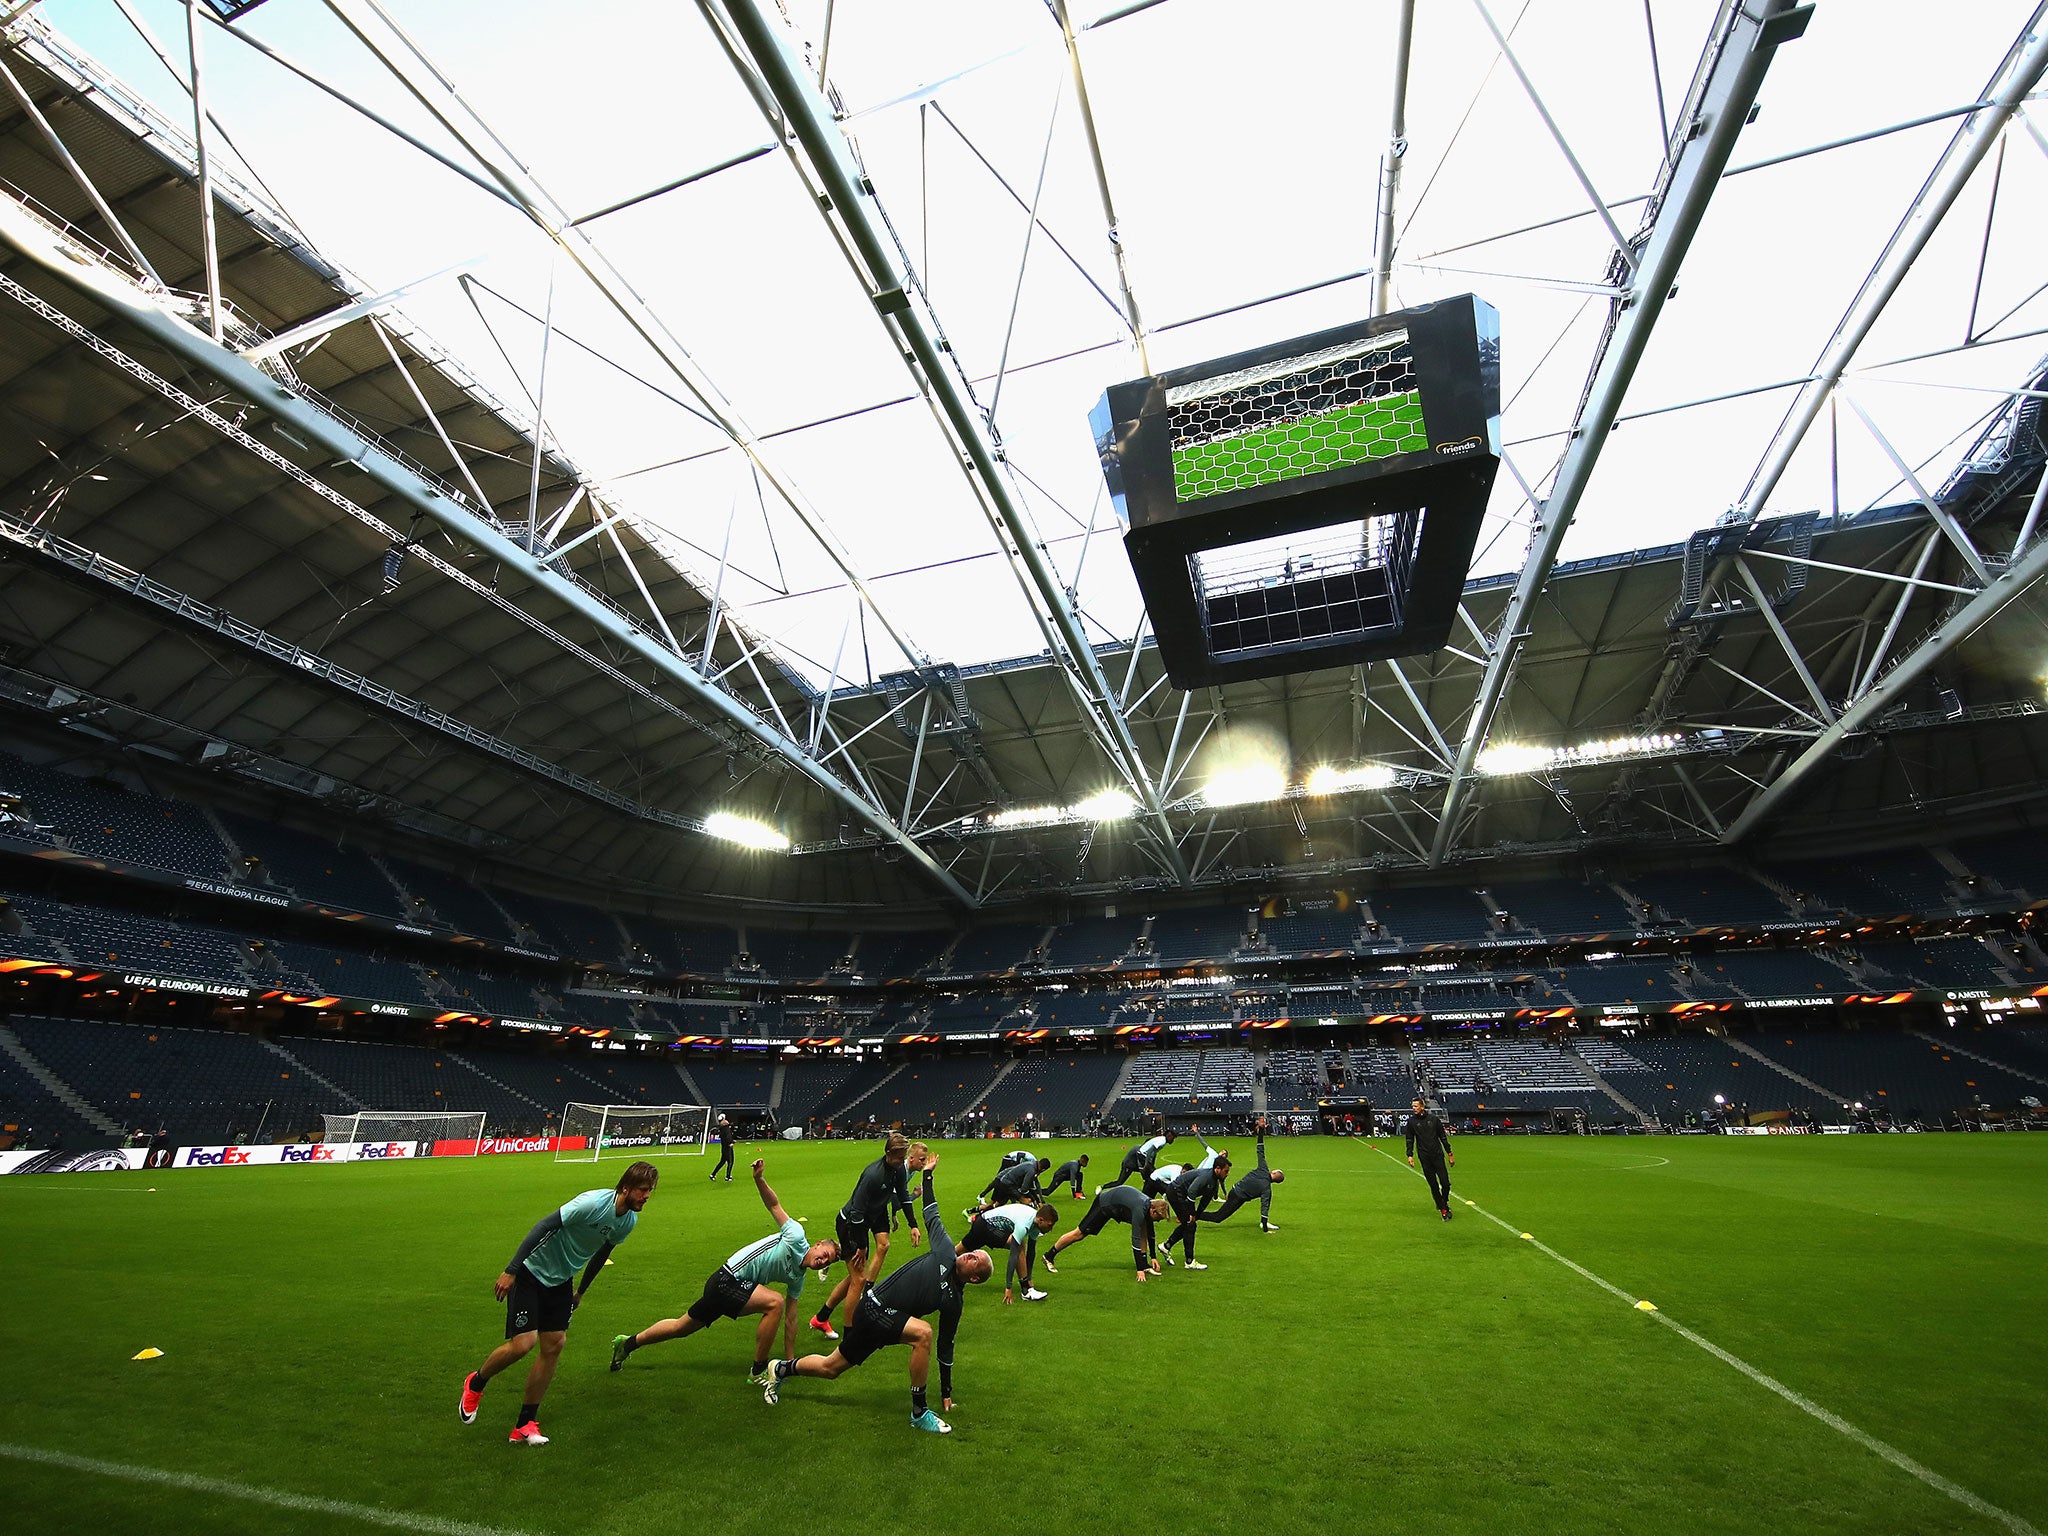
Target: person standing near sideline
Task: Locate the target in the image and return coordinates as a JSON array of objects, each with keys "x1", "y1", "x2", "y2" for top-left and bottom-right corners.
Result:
[
  {"x1": 710, "y1": 1115, "x2": 737, "y2": 1182},
  {"x1": 1404, "y1": 1098, "x2": 1456, "y2": 1220},
  {"x1": 459, "y1": 1161, "x2": 657, "y2": 1445}
]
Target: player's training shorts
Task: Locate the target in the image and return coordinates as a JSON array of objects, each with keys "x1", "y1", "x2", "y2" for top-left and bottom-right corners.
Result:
[
  {"x1": 835, "y1": 1211, "x2": 871, "y2": 1262},
  {"x1": 1076, "y1": 1192, "x2": 1116, "y2": 1238},
  {"x1": 837, "y1": 1293, "x2": 907, "y2": 1366},
  {"x1": 686, "y1": 1265, "x2": 757, "y2": 1325},
  {"x1": 505, "y1": 1265, "x2": 573, "y2": 1338}
]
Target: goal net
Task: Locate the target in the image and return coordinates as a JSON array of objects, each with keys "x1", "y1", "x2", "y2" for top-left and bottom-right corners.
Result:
[
  {"x1": 555, "y1": 1102, "x2": 709, "y2": 1162},
  {"x1": 321, "y1": 1109, "x2": 486, "y2": 1153}
]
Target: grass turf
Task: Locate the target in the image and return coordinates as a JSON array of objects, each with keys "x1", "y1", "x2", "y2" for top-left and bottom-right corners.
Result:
[{"x1": 3, "y1": 1134, "x2": 2045, "y2": 1535}]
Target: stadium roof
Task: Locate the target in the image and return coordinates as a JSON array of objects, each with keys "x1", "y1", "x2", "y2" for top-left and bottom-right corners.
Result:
[{"x1": 0, "y1": 0, "x2": 2046, "y2": 918}]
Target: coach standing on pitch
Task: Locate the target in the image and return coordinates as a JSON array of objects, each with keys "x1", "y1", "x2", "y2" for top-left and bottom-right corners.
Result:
[
  {"x1": 710, "y1": 1114, "x2": 737, "y2": 1182},
  {"x1": 1404, "y1": 1098, "x2": 1456, "y2": 1220},
  {"x1": 459, "y1": 1160, "x2": 657, "y2": 1444}
]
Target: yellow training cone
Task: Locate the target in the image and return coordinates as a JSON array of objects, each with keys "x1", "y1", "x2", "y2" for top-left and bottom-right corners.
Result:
[
  {"x1": 1463, "y1": 1200, "x2": 1475, "y2": 1206},
  {"x1": 1520, "y1": 1232, "x2": 1533, "y2": 1240},
  {"x1": 1635, "y1": 1300, "x2": 1657, "y2": 1311},
  {"x1": 132, "y1": 1348, "x2": 164, "y2": 1360}
]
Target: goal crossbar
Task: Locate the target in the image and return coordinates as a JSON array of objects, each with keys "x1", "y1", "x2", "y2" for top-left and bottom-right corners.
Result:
[{"x1": 555, "y1": 1102, "x2": 709, "y2": 1162}]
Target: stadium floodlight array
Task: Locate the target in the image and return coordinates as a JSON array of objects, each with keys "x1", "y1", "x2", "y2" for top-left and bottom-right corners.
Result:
[
  {"x1": 555, "y1": 1102, "x2": 710, "y2": 1162},
  {"x1": 1093, "y1": 295, "x2": 1500, "y2": 686},
  {"x1": 705, "y1": 812, "x2": 790, "y2": 851},
  {"x1": 321, "y1": 1109, "x2": 485, "y2": 1152},
  {"x1": 1197, "y1": 764, "x2": 1289, "y2": 808},
  {"x1": 982, "y1": 789, "x2": 1140, "y2": 831},
  {"x1": 1476, "y1": 733, "x2": 1688, "y2": 777},
  {"x1": 1305, "y1": 762, "x2": 1399, "y2": 794}
]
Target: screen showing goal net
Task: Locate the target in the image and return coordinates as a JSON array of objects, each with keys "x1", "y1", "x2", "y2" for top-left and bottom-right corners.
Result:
[{"x1": 555, "y1": 1103, "x2": 709, "y2": 1162}]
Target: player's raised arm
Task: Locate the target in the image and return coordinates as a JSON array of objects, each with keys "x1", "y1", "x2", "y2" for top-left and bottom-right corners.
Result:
[{"x1": 753, "y1": 1159, "x2": 789, "y2": 1222}]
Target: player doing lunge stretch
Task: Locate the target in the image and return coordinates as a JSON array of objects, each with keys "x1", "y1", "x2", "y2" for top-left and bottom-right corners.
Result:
[
  {"x1": 809, "y1": 1132, "x2": 921, "y2": 1340},
  {"x1": 1107, "y1": 1129, "x2": 1176, "y2": 1188},
  {"x1": 976, "y1": 1153, "x2": 1050, "y2": 1209},
  {"x1": 960, "y1": 1200, "x2": 1057, "y2": 1302},
  {"x1": 610, "y1": 1158, "x2": 837, "y2": 1381},
  {"x1": 1197, "y1": 1118, "x2": 1284, "y2": 1232},
  {"x1": 1043, "y1": 1185, "x2": 1168, "y2": 1281},
  {"x1": 1404, "y1": 1099, "x2": 1456, "y2": 1220},
  {"x1": 763, "y1": 1149, "x2": 991, "y2": 1433},
  {"x1": 459, "y1": 1161, "x2": 656, "y2": 1445},
  {"x1": 1159, "y1": 1157, "x2": 1228, "y2": 1270},
  {"x1": 1043, "y1": 1154, "x2": 1088, "y2": 1199}
]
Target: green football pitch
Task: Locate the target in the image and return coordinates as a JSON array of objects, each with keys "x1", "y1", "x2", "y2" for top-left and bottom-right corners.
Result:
[{"x1": 3, "y1": 1134, "x2": 2045, "y2": 1536}]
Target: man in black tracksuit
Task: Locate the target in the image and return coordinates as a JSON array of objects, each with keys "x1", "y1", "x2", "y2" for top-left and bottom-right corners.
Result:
[
  {"x1": 710, "y1": 1115, "x2": 737, "y2": 1182},
  {"x1": 1159, "y1": 1157, "x2": 1227, "y2": 1268},
  {"x1": 763, "y1": 1150, "x2": 990, "y2": 1433},
  {"x1": 1043, "y1": 1184, "x2": 1167, "y2": 1280},
  {"x1": 1043, "y1": 1155, "x2": 1088, "y2": 1199},
  {"x1": 810, "y1": 1133, "x2": 922, "y2": 1339},
  {"x1": 1197, "y1": 1117, "x2": 1283, "y2": 1232},
  {"x1": 1404, "y1": 1098, "x2": 1456, "y2": 1219}
]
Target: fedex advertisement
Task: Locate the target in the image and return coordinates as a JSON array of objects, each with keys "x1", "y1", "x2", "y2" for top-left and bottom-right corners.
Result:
[{"x1": 176, "y1": 1140, "x2": 423, "y2": 1168}]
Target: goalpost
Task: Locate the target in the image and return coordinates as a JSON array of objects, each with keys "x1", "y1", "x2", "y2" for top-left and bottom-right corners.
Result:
[
  {"x1": 321, "y1": 1109, "x2": 486, "y2": 1153},
  {"x1": 555, "y1": 1103, "x2": 709, "y2": 1162}
]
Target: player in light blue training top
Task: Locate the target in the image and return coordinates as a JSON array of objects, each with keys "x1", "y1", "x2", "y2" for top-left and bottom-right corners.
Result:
[
  {"x1": 460, "y1": 1160, "x2": 658, "y2": 1446},
  {"x1": 611, "y1": 1158, "x2": 839, "y2": 1382}
]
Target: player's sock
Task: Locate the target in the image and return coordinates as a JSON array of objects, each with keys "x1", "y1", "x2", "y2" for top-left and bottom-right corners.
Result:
[
  {"x1": 911, "y1": 1386, "x2": 928, "y2": 1415},
  {"x1": 516, "y1": 1403, "x2": 540, "y2": 1429},
  {"x1": 814, "y1": 1303, "x2": 835, "y2": 1325},
  {"x1": 471, "y1": 1365, "x2": 493, "y2": 1388},
  {"x1": 752, "y1": 1356, "x2": 769, "y2": 1376}
]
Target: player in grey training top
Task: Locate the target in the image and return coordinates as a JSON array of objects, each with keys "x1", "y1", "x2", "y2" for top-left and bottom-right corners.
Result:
[
  {"x1": 1044, "y1": 1185, "x2": 1168, "y2": 1280},
  {"x1": 459, "y1": 1161, "x2": 657, "y2": 1445},
  {"x1": 609, "y1": 1158, "x2": 839, "y2": 1380},
  {"x1": 960, "y1": 1201, "x2": 1058, "y2": 1302},
  {"x1": 1197, "y1": 1117, "x2": 1284, "y2": 1232},
  {"x1": 1108, "y1": 1129, "x2": 1177, "y2": 1187},
  {"x1": 1043, "y1": 1155, "x2": 1089, "y2": 1199}
]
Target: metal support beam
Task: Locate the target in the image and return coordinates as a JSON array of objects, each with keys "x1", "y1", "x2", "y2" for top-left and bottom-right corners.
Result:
[
  {"x1": 1429, "y1": 0, "x2": 1797, "y2": 866},
  {"x1": 1721, "y1": 525, "x2": 2048, "y2": 841},
  {"x1": 242, "y1": 259, "x2": 472, "y2": 363},
  {"x1": 183, "y1": 0, "x2": 223, "y2": 340},
  {"x1": 1048, "y1": 0, "x2": 1149, "y2": 371},
  {"x1": 1735, "y1": 6, "x2": 2048, "y2": 520},
  {"x1": 702, "y1": 0, "x2": 1191, "y2": 884},
  {"x1": 318, "y1": 0, "x2": 931, "y2": 676},
  {"x1": 0, "y1": 191, "x2": 977, "y2": 907},
  {"x1": 1370, "y1": 0, "x2": 1416, "y2": 318},
  {"x1": 1734, "y1": 560, "x2": 1836, "y2": 724}
]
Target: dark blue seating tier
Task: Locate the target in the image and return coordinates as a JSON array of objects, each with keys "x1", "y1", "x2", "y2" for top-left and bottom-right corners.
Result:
[
  {"x1": 1368, "y1": 887, "x2": 1495, "y2": 944},
  {"x1": 214, "y1": 810, "x2": 408, "y2": 917},
  {"x1": 971, "y1": 1053, "x2": 1122, "y2": 1126},
  {"x1": 1044, "y1": 915, "x2": 1142, "y2": 968},
  {"x1": 937, "y1": 923, "x2": 1042, "y2": 976},
  {"x1": 1143, "y1": 905, "x2": 1246, "y2": 963},
  {"x1": 0, "y1": 751, "x2": 230, "y2": 881},
  {"x1": 745, "y1": 927, "x2": 854, "y2": 981},
  {"x1": 382, "y1": 856, "x2": 522, "y2": 942},
  {"x1": 1626, "y1": 867, "x2": 1791, "y2": 928},
  {"x1": 1487, "y1": 879, "x2": 1630, "y2": 938}
]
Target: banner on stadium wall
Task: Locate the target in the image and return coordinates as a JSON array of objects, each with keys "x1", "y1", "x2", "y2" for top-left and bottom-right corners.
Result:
[
  {"x1": 433, "y1": 1134, "x2": 590, "y2": 1156},
  {"x1": 174, "y1": 1139, "x2": 424, "y2": 1168},
  {"x1": 0, "y1": 1147, "x2": 149, "y2": 1174}
]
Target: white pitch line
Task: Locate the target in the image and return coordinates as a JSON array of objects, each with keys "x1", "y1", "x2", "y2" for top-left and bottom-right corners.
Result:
[
  {"x1": 0, "y1": 1443, "x2": 546, "y2": 1536},
  {"x1": 1367, "y1": 1149, "x2": 2042, "y2": 1536}
]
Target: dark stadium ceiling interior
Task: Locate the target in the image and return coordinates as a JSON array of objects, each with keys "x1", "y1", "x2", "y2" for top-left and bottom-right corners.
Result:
[{"x1": 1, "y1": 3, "x2": 2047, "y2": 922}]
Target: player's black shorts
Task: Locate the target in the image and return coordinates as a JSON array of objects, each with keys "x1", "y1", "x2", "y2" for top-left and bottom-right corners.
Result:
[
  {"x1": 1166, "y1": 1190, "x2": 1197, "y2": 1225},
  {"x1": 1118, "y1": 1151, "x2": 1145, "y2": 1176},
  {"x1": 835, "y1": 1211, "x2": 871, "y2": 1262},
  {"x1": 504, "y1": 1265, "x2": 573, "y2": 1338},
  {"x1": 837, "y1": 1293, "x2": 907, "y2": 1366},
  {"x1": 686, "y1": 1265, "x2": 757, "y2": 1326},
  {"x1": 1076, "y1": 1193, "x2": 1116, "y2": 1238},
  {"x1": 959, "y1": 1214, "x2": 1001, "y2": 1253}
]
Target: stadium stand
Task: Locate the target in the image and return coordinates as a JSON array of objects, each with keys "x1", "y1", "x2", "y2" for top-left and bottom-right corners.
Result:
[
  {"x1": 870, "y1": 1059, "x2": 1005, "y2": 1127},
  {"x1": 9, "y1": 1017, "x2": 344, "y2": 1143},
  {"x1": 1151, "y1": 990, "x2": 1235, "y2": 1024},
  {"x1": 1860, "y1": 938, "x2": 2017, "y2": 990},
  {"x1": 1624, "y1": 866, "x2": 1792, "y2": 928},
  {"x1": 555, "y1": 1052, "x2": 691, "y2": 1106},
  {"x1": 1263, "y1": 1049, "x2": 1327, "y2": 1111},
  {"x1": 1196, "y1": 1045, "x2": 1256, "y2": 1104},
  {"x1": 1469, "y1": 1038, "x2": 1602, "y2": 1102},
  {"x1": 745, "y1": 928, "x2": 853, "y2": 981},
  {"x1": 4, "y1": 894, "x2": 253, "y2": 986},
  {"x1": 444, "y1": 1051, "x2": 593, "y2": 1122},
  {"x1": 380, "y1": 856, "x2": 522, "y2": 942},
  {"x1": 926, "y1": 994, "x2": 1025, "y2": 1034},
  {"x1": 1950, "y1": 829, "x2": 2048, "y2": 900},
  {"x1": 1625, "y1": 1036, "x2": 1837, "y2": 1120},
  {"x1": 1143, "y1": 905, "x2": 1247, "y2": 964},
  {"x1": 0, "y1": 752, "x2": 231, "y2": 881},
  {"x1": 1044, "y1": 915, "x2": 1143, "y2": 968},
  {"x1": 967, "y1": 1053, "x2": 1122, "y2": 1127},
  {"x1": 936, "y1": 923, "x2": 1042, "y2": 976},
  {"x1": 256, "y1": 939, "x2": 434, "y2": 1004},
  {"x1": 269, "y1": 1034, "x2": 468, "y2": 1113},
  {"x1": 215, "y1": 811, "x2": 409, "y2": 917},
  {"x1": 1368, "y1": 887, "x2": 1495, "y2": 944},
  {"x1": 1768, "y1": 852, "x2": 1959, "y2": 917},
  {"x1": 861, "y1": 930, "x2": 954, "y2": 978},
  {"x1": 1120, "y1": 1047, "x2": 1201, "y2": 1107},
  {"x1": 689, "y1": 1056, "x2": 775, "y2": 1108},
  {"x1": 1960, "y1": 1024, "x2": 2048, "y2": 1077},
  {"x1": 1551, "y1": 961, "x2": 1688, "y2": 1007},
  {"x1": 789, "y1": 1058, "x2": 894, "y2": 1126},
  {"x1": 1487, "y1": 879, "x2": 1631, "y2": 938},
  {"x1": 1753, "y1": 1031, "x2": 2035, "y2": 1121},
  {"x1": 490, "y1": 889, "x2": 625, "y2": 964},
  {"x1": 618, "y1": 914, "x2": 737, "y2": 975},
  {"x1": 1025, "y1": 990, "x2": 1125, "y2": 1030},
  {"x1": 424, "y1": 965, "x2": 548, "y2": 1020},
  {"x1": 1256, "y1": 904, "x2": 1361, "y2": 954},
  {"x1": 0, "y1": 1039, "x2": 99, "y2": 1146},
  {"x1": 1572, "y1": 1037, "x2": 1653, "y2": 1075}
]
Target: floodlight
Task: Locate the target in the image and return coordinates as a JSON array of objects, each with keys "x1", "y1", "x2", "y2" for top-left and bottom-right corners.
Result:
[
  {"x1": 1305, "y1": 762, "x2": 1398, "y2": 795},
  {"x1": 705, "y1": 811, "x2": 791, "y2": 851},
  {"x1": 1073, "y1": 789, "x2": 1138, "y2": 821},
  {"x1": 1093, "y1": 295, "x2": 1500, "y2": 687},
  {"x1": 1476, "y1": 743, "x2": 1552, "y2": 777},
  {"x1": 1200, "y1": 765, "x2": 1288, "y2": 807},
  {"x1": 992, "y1": 805, "x2": 1065, "y2": 829}
]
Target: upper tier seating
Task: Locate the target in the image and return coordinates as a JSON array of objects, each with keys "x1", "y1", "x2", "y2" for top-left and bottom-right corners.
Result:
[
  {"x1": 1144, "y1": 906, "x2": 1246, "y2": 964},
  {"x1": 937, "y1": 923, "x2": 1043, "y2": 976},
  {"x1": 1625, "y1": 867, "x2": 1792, "y2": 928},
  {"x1": 215, "y1": 811, "x2": 408, "y2": 917},
  {"x1": 1257, "y1": 904, "x2": 1362, "y2": 954},
  {"x1": 259, "y1": 939, "x2": 434, "y2": 1005},
  {"x1": 1044, "y1": 915, "x2": 1143, "y2": 969},
  {"x1": 1860, "y1": 939, "x2": 2017, "y2": 991},
  {"x1": 0, "y1": 751, "x2": 230, "y2": 880},
  {"x1": 1697, "y1": 947, "x2": 1852, "y2": 999},
  {"x1": 1368, "y1": 887, "x2": 1494, "y2": 945},
  {"x1": 1488, "y1": 879, "x2": 1630, "y2": 938},
  {"x1": 745, "y1": 928, "x2": 854, "y2": 981},
  {"x1": 1121, "y1": 1048, "x2": 1201, "y2": 1105},
  {"x1": 382, "y1": 856, "x2": 522, "y2": 942},
  {"x1": 862, "y1": 930, "x2": 954, "y2": 978},
  {"x1": 490, "y1": 889, "x2": 626, "y2": 965},
  {"x1": 620, "y1": 914, "x2": 738, "y2": 975},
  {"x1": 6, "y1": 894, "x2": 252, "y2": 986},
  {"x1": 1551, "y1": 962, "x2": 1686, "y2": 1007},
  {"x1": 1950, "y1": 830, "x2": 2048, "y2": 900},
  {"x1": 870, "y1": 1060, "x2": 1006, "y2": 1126},
  {"x1": 1768, "y1": 851, "x2": 1959, "y2": 917}
]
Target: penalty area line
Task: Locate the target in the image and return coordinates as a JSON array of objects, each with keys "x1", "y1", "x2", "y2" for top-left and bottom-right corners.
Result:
[
  {"x1": 0, "y1": 1442, "x2": 546, "y2": 1536},
  {"x1": 1367, "y1": 1149, "x2": 2042, "y2": 1536}
]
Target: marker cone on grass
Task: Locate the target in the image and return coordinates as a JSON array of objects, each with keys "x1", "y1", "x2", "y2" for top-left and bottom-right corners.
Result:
[{"x1": 132, "y1": 1348, "x2": 163, "y2": 1360}]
